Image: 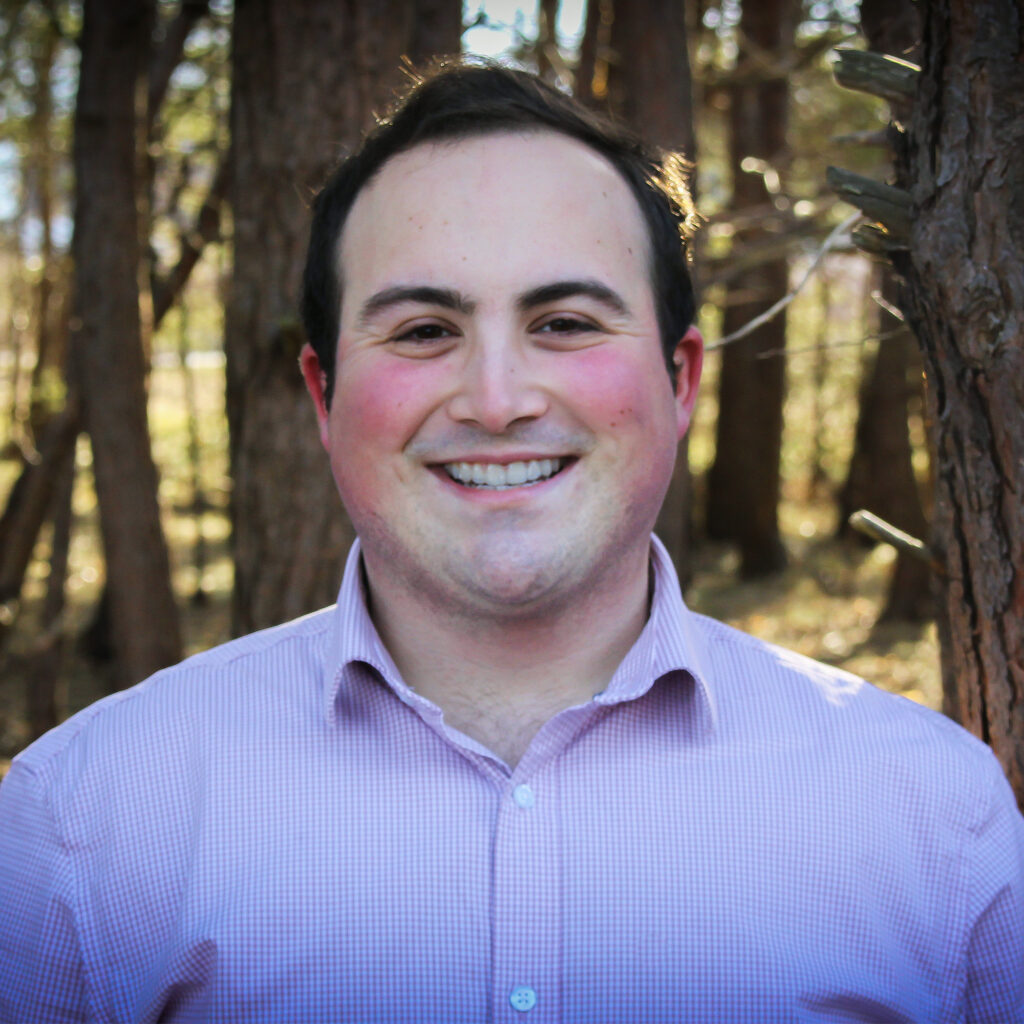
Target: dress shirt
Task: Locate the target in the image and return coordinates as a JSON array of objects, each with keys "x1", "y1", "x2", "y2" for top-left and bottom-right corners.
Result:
[{"x1": 1, "y1": 537, "x2": 1022, "y2": 1023}]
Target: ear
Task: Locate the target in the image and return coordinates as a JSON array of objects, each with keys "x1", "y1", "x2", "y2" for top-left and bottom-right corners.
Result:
[
  {"x1": 671, "y1": 326, "x2": 704, "y2": 441},
  {"x1": 300, "y1": 343, "x2": 331, "y2": 448}
]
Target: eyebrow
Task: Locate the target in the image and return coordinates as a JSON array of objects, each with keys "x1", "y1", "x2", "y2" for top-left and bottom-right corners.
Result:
[
  {"x1": 357, "y1": 285, "x2": 476, "y2": 327},
  {"x1": 355, "y1": 278, "x2": 631, "y2": 327},
  {"x1": 516, "y1": 279, "x2": 631, "y2": 318}
]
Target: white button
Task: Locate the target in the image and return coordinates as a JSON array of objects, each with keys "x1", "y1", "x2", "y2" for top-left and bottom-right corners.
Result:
[
  {"x1": 513, "y1": 784, "x2": 535, "y2": 809},
  {"x1": 510, "y1": 986, "x2": 537, "y2": 1012}
]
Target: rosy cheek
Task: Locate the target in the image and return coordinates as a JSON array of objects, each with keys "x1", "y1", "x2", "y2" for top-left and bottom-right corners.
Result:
[
  {"x1": 335, "y1": 356, "x2": 440, "y2": 440},
  {"x1": 556, "y1": 347, "x2": 665, "y2": 429}
]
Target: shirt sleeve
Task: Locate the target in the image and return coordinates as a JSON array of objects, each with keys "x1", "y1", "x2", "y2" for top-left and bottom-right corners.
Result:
[
  {"x1": 963, "y1": 751, "x2": 1024, "y2": 1023},
  {"x1": 0, "y1": 760, "x2": 90, "y2": 1023}
]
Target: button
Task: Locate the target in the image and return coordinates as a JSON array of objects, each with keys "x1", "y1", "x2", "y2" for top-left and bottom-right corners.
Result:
[
  {"x1": 512, "y1": 784, "x2": 535, "y2": 809},
  {"x1": 510, "y1": 986, "x2": 537, "y2": 1012}
]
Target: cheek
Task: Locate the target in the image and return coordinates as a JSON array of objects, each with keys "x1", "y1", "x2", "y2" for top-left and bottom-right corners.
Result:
[
  {"x1": 332, "y1": 357, "x2": 440, "y2": 448},
  {"x1": 560, "y1": 346, "x2": 671, "y2": 432},
  {"x1": 326, "y1": 357, "x2": 447, "y2": 517}
]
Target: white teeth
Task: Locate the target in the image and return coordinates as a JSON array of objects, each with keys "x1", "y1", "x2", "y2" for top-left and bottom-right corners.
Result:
[{"x1": 443, "y1": 458, "x2": 565, "y2": 489}]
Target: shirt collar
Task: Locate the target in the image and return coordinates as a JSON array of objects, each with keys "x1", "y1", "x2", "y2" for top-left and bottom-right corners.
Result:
[
  {"x1": 592, "y1": 535, "x2": 717, "y2": 730},
  {"x1": 323, "y1": 535, "x2": 717, "y2": 734}
]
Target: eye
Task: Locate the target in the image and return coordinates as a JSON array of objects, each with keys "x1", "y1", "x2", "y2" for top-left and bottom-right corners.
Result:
[
  {"x1": 393, "y1": 321, "x2": 454, "y2": 343},
  {"x1": 387, "y1": 319, "x2": 459, "y2": 356},
  {"x1": 531, "y1": 314, "x2": 604, "y2": 349},
  {"x1": 534, "y1": 315, "x2": 599, "y2": 336}
]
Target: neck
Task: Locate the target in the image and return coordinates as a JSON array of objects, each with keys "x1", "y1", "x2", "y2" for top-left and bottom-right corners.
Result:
[{"x1": 363, "y1": 547, "x2": 652, "y2": 768}]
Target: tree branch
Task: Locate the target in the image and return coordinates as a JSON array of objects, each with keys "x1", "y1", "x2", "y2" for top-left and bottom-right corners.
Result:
[
  {"x1": 705, "y1": 211, "x2": 861, "y2": 351},
  {"x1": 833, "y1": 48, "x2": 920, "y2": 104},
  {"x1": 148, "y1": 0, "x2": 210, "y2": 132},
  {"x1": 151, "y1": 148, "x2": 231, "y2": 327}
]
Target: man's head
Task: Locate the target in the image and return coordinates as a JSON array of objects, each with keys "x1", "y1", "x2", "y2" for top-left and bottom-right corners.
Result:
[
  {"x1": 301, "y1": 61, "x2": 699, "y2": 407},
  {"x1": 299, "y1": 62, "x2": 703, "y2": 624}
]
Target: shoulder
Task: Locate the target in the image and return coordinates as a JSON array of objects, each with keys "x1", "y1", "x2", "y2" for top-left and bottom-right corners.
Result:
[
  {"x1": 9, "y1": 605, "x2": 337, "y2": 790},
  {"x1": 690, "y1": 612, "x2": 1009, "y2": 821}
]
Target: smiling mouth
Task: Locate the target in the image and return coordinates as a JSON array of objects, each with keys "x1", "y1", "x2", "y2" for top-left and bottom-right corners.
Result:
[{"x1": 442, "y1": 458, "x2": 568, "y2": 489}]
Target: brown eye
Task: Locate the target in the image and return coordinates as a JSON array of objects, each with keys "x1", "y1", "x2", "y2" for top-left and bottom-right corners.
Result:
[
  {"x1": 394, "y1": 322, "x2": 452, "y2": 343},
  {"x1": 537, "y1": 317, "x2": 597, "y2": 334}
]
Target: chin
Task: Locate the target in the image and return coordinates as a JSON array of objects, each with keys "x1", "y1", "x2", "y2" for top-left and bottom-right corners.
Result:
[{"x1": 447, "y1": 534, "x2": 594, "y2": 615}]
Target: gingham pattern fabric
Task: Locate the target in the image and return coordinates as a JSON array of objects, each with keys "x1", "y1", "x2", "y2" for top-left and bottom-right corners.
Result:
[{"x1": 1, "y1": 537, "x2": 1022, "y2": 1023}]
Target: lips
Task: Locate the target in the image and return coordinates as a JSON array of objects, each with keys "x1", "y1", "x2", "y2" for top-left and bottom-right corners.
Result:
[{"x1": 442, "y1": 458, "x2": 566, "y2": 489}]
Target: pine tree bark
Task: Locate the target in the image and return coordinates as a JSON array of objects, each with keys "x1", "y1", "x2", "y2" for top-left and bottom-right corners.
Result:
[
  {"x1": 227, "y1": 1, "x2": 462, "y2": 635},
  {"x1": 839, "y1": 0, "x2": 932, "y2": 622},
  {"x1": 894, "y1": 0, "x2": 1024, "y2": 803},
  {"x1": 70, "y1": 0, "x2": 182, "y2": 689},
  {"x1": 705, "y1": 0, "x2": 796, "y2": 577},
  {"x1": 601, "y1": 0, "x2": 697, "y2": 582}
]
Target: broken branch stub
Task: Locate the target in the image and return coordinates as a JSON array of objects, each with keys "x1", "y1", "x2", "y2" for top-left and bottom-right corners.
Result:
[
  {"x1": 826, "y1": 166, "x2": 912, "y2": 243},
  {"x1": 833, "y1": 48, "x2": 920, "y2": 104}
]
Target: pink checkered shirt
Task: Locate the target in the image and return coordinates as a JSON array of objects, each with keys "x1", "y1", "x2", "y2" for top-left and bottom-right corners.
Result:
[{"x1": 1, "y1": 537, "x2": 1022, "y2": 1022}]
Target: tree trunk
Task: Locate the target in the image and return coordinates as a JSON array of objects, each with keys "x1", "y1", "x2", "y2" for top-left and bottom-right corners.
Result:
[
  {"x1": 70, "y1": 0, "x2": 182, "y2": 688},
  {"x1": 227, "y1": 0, "x2": 462, "y2": 635},
  {"x1": 839, "y1": 0, "x2": 932, "y2": 623},
  {"x1": 0, "y1": 408, "x2": 79, "y2": 654},
  {"x1": 26, "y1": 437, "x2": 75, "y2": 739},
  {"x1": 838, "y1": 271, "x2": 932, "y2": 621},
  {"x1": 705, "y1": 0, "x2": 796, "y2": 577},
  {"x1": 600, "y1": 0, "x2": 697, "y2": 582},
  {"x1": 895, "y1": 0, "x2": 1024, "y2": 804}
]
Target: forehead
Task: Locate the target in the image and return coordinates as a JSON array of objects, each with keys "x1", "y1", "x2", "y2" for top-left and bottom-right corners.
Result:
[{"x1": 337, "y1": 131, "x2": 653, "y2": 311}]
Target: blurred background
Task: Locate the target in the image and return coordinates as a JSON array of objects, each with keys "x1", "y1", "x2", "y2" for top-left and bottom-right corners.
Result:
[{"x1": 0, "y1": 0, "x2": 939, "y2": 764}]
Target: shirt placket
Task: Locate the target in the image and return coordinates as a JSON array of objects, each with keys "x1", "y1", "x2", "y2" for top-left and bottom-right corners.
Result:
[{"x1": 491, "y1": 769, "x2": 561, "y2": 1024}]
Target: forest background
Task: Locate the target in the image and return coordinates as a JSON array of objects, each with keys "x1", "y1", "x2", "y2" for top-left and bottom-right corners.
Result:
[{"x1": 0, "y1": 0, "x2": 1021, "y2": 803}]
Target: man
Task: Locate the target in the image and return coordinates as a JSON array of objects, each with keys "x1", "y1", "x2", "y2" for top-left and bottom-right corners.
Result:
[{"x1": 1, "y1": 64, "x2": 1021, "y2": 1023}]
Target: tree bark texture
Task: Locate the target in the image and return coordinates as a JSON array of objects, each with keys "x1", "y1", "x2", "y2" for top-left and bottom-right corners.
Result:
[
  {"x1": 70, "y1": 0, "x2": 182, "y2": 689},
  {"x1": 601, "y1": 0, "x2": 698, "y2": 583},
  {"x1": 842, "y1": 0, "x2": 932, "y2": 622},
  {"x1": 704, "y1": 0, "x2": 796, "y2": 577},
  {"x1": 227, "y1": 0, "x2": 462, "y2": 635},
  {"x1": 838, "y1": 272, "x2": 932, "y2": 622},
  {"x1": 895, "y1": 0, "x2": 1024, "y2": 803}
]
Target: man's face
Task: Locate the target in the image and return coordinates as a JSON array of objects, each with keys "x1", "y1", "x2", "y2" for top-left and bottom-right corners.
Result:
[{"x1": 303, "y1": 131, "x2": 702, "y2": 620}]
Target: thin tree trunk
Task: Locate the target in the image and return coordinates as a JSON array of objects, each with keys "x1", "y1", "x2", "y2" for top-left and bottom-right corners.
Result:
[
  {"x1": 575, "y1": 0, "x2": 605, "y2": 105},
  {"x1": 178, "y1": 301, "x2": 209, "y2": 605},
  {"x1": 26, "y1": 436, "x2": 75, "y2": 739},
  {"x1": 0, "y1": 407, "x2": 78, "y2": 654},
  {"x1": 151, "y1": 150, "x2": 231, "y2": 329},
  {"x1": 70, "y1": 0, "x2": 181, "y2": 688},
  {"x1": 842, "y1": 0, "x2": 932, "y2": 623},
  {"x1": 807, "y1": 268, "x2": 831, "y2": 495},
  {"x1": 226, "y1": 0, "x2": 462, "y2": 635},
  {"x1": 26, "y1": 21, "x2": 60, "y2": 434},
  {"x1": 895, "y1": 0, "x2": 1024, "y2": 803},
  {"x1": 838, "y1": 271, "x2": 931, "y2": 621},
  {"x1": 705, "y1": 0, "x2": 796, "y2": 578},
  {"x1": 600, "y1": 0, "x2": 697, "y2": 583}
]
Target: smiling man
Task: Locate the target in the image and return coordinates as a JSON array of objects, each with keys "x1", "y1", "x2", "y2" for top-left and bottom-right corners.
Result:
[
  {"x1": 300, "y1": 128, "x2": 700, "y2": 767},
  {"x1": 1, "y1": 64, "x2": 1022, "y2": 1023}
]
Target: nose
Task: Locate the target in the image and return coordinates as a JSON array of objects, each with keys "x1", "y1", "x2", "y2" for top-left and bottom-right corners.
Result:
[{"x1": 446, "y1": 338, "x2": 549, "y2": 433}]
